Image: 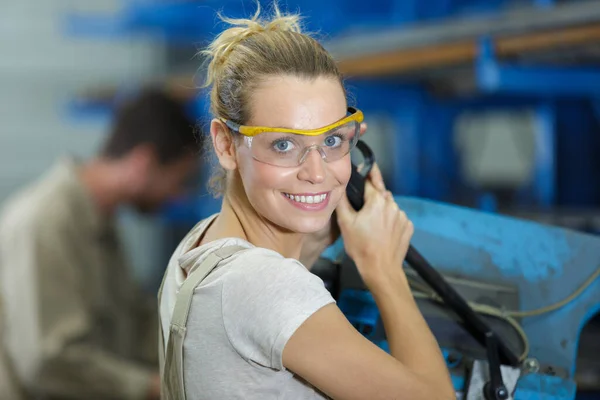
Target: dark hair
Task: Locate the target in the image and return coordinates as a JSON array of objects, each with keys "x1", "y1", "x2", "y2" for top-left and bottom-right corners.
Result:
[{"x1": 101, "y1": 88, "x2": 201, "y2": 164}]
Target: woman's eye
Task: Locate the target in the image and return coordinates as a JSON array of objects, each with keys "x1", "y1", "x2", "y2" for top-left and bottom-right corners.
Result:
[
  {"x1": 274, "y1": 140, "x2": 294, "y2": 152},
  {"x1": 324, "y1": 135, "x2": 342, "y2": 147}
]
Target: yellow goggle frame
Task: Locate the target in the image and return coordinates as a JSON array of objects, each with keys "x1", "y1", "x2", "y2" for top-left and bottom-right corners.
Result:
[{"x1": 220, "y1": 107, "x2": 364, "y2": 137}]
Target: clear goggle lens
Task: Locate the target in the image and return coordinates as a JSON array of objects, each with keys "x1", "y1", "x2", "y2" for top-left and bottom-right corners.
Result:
[{"x1": 244, "y1": 121, "x2": 359, "y2": 167}]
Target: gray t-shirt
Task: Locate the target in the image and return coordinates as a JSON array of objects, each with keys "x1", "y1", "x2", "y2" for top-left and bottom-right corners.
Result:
[{"x1": 159, "y1": 215, "x2": 335, "y2": 399}]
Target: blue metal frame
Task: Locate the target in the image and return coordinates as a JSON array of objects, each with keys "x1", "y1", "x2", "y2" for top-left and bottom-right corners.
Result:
[
  {"x1": 63, "y1": 1, "x2": 219, "y2": 43},
  {"x1": 477, "y1": 38, "x2": 600, "y2": 97},
  {"x1": 554, "y1": 101, "x2": 600, "y2": 209},
  {"x1": 345, "y1": 80, "x2": 568, "y2": 209},
  {"x1": 62, "y1": 0, "x2": 560, "y2": 42},
  {"x1": 533, "y1": 102, "x2": 557, "y2": 209},
  {"x1": 534, "y1": 0, "x2": 557, "y2": 7},
  {"x1": 592, "y1": 99, "x2": 600, "y2": 125},
  {"x1": 336, "y1": 195, "x2": 600, "y2": 399}
]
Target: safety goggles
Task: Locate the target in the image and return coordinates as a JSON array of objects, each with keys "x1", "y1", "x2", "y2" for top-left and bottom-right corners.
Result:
[{"x1": 221, "y1": 107, "x2": 364, "y2": 167}]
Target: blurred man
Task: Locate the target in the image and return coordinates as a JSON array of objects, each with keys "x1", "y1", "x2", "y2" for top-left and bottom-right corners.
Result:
[{"x1": 0, "y1": 88, "x2": 201, "y2": 400}]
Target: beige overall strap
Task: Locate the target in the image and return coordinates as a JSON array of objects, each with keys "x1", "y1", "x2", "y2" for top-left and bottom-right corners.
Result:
[
  {"x1": 157, "y1": 265, "x2": 169, "y2": 399},
  {"x1": 162, "y1": 245, "x2": 246, "y2": 400}
]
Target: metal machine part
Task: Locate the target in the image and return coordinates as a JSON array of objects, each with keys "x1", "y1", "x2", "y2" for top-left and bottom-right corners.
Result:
[
  {"x1": 325, "y1": 194, "x2": 600, "y2": 398},
  {"x1": 466, "y1": 359, "x2": 521, "y2": 400},
  {"x1": 345, "y1": 140, "x2": 521, "y2": 397},
  {"x1": 395, "y1": 195, "x2": 600, "y2": 378},
  {"x1": 339, "y1": 255, "x2": 527, "y2": 364},
  {"x1": 405, "y1": 246, "x2": 520, "y2": 367}
]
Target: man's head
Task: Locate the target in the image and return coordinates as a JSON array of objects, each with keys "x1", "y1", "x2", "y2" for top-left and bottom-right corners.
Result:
[{"x1": 100, "y1": 88, "x2": 201, "y2": 213}]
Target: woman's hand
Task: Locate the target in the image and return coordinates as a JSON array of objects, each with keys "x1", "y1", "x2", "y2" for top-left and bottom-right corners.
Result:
[
  {"x1": 335, "y1": 165, "x2": 413, "y2": 291},
  {"x1": 285, "y1": 159, "x2": 454, "y2": 400},
  {"x1": 298, "y1": 160, "x2": 389, "y2": 270}
]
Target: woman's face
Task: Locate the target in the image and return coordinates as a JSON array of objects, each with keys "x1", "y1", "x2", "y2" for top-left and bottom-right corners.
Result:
[{"x1": 235, "y1": 75, "x2": 352, "y2": 234}]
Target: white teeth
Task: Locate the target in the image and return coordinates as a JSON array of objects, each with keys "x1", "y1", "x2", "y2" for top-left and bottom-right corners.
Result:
[{"x1": 285, "y1": 193, "x2": 328, "y2": 204}]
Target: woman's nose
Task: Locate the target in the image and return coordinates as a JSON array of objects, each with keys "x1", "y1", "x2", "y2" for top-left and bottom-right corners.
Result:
[{"x1": 297, "y1": 147, "x2": 326, "y2": 184}]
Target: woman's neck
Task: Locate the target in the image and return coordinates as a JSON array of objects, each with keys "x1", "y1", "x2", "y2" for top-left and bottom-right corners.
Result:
[{"x1": 201, "y1": 190, "x2": 305, "y2": 261}]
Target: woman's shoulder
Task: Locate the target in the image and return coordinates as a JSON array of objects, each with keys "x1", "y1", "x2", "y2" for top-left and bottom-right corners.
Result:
[
  {"x1": 220, "y1": 247, "x2": 326, "y2": 301},
  {"x1": 228, "y1": 246, "x2": 308, "y2": 275}
]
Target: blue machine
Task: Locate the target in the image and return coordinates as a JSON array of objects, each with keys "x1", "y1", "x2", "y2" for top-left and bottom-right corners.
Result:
[{"x1": 327, "y1": 196, "x2": 600, "y2": 399}]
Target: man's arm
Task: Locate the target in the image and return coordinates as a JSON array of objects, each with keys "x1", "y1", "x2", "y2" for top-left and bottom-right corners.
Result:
[{"x1": 3, "y1": 217, "x2": 158, "y2": 400}]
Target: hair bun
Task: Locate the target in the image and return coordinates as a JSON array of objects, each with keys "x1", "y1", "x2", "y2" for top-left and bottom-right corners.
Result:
[{"x1": 201, "y1": 3, "x2": 302, "y2": 88}]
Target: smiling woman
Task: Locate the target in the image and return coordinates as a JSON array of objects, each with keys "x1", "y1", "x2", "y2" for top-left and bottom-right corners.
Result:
[
  {"x1": 157, "y1": 3, "x2": 454, "y2": 400},
  {"x1": 214, "y1": 74, "x2": 356, "y2": 234}
]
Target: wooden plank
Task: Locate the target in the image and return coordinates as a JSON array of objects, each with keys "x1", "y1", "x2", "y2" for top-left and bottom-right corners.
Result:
[{"x1": 338, "y1": 23, "x2": 600, "y2": 77}]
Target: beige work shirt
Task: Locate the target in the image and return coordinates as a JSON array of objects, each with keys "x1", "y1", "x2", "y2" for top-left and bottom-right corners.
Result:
[
  {"x1": 0, "y1": 159, "x2": 157, "y2": 400},
  {"x1": 0, "y1": 299, "x2": 25, "y2": 400}
]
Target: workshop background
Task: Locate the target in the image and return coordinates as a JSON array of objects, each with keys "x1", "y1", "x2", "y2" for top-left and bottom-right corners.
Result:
[{"x1": 1, "y1": 0, "x2": 599, "y2": 399}]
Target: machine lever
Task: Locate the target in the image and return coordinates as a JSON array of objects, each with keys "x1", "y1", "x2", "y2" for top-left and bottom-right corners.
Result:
[
  {"x1": 346, "y1": 140, "x2": 520, "y2": 369},
  {"x1": 483, "y1": 333, "x2": 509, "y2": 400},
  {"x1": 405, "y1": 247, "x2": 520, "y2": 367}
]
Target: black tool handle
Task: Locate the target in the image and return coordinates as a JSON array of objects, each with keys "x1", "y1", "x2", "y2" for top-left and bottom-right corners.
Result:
[
  {"x1": 483, "y1": 333, "x2": 509, "y2": 400},
  {"x1": 404, "y1": 247, "x2": 519, "y2": 366},
  {"x1": 346, "y1": 141, "x2": 375, "y2": 211},
  {"x1": 345, "y1": 140, "x2": 520, "y2": 367}
]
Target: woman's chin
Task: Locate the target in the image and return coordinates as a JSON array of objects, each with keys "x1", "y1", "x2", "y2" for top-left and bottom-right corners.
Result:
[{"x1": 281, "y1": 214, "x2": 332, "y2": 235}]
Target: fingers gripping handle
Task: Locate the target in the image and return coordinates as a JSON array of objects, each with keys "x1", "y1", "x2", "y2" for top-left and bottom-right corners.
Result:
[{"x1": 345, "y1": 140, "x2": 520, "y2": 368}]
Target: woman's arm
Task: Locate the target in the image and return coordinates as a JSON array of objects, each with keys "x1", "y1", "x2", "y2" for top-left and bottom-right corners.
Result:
[
  {"x1": 283, "y1": 178, "x2": 454, "y2": 400},
  {"x1": 283, "y1": 300, "x2": 453, "y2": 400}
]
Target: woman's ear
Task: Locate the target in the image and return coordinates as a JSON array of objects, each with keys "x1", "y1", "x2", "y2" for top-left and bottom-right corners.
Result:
[{"x1": 211, "y1": 119, "x2": 237, "y2": 171}]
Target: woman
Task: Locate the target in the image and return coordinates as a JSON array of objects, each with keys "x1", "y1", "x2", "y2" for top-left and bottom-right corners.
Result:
[{"x1": 158, "y1": 5, "x2": 454, "y2": 400}]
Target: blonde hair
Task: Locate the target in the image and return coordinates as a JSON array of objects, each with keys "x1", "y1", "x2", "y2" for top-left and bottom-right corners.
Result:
[{"x1": 200, "y1": 3, "x2": 345, "y2": 196}]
